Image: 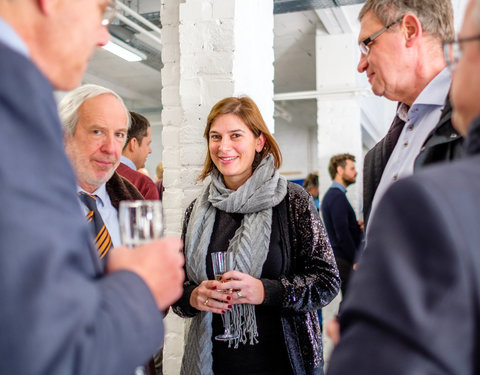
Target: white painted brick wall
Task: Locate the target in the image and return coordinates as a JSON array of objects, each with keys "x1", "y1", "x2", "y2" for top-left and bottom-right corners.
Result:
[{"x1": 161, "y1": 0, "x2": 274, "y2": 372}]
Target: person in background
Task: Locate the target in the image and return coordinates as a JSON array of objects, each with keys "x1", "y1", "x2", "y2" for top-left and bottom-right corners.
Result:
[
  {"x1": 359, "y1": 0, "x2": 464, "y2": 229},
  {"x1": 321, "y1": 154, "x2": 363, "y2": 297},
  {"x1": 60, "y1": 84, "x2": 143, "y2": 255},
  {"x1": 60, "y1": 84, "x2": 161, "y2": 375},
  {"x1": 303, "y1": 172, "x2": 320, "y2": 211},
  {"x1": 173, "y1": 96, "x2": 340, "y2": 375},
  {"x1": 155, "y1": 162, "x2": 164, "y2": 201},
  {"x1": 327, "y1": 1, "x2": 480, "y2": 373},
  {"x1": 117, "y1": 111, "x2": 159, "y2": 200},
  {"x1": 0, "y1": 1, "x2": 184, "y2": 374}
]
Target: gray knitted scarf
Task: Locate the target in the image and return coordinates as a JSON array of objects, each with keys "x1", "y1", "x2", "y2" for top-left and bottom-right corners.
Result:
[{"x1": 181, "y1": 154, "x2": 287, "y2": 375}]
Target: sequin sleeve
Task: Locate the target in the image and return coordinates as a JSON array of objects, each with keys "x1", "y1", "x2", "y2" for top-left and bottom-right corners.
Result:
[{"x1": 280, "y1": 182, "x2": 340, "y2": 311}]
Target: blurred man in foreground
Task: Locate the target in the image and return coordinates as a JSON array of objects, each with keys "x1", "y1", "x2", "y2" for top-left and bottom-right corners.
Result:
[{"x1": 0, "y1": 1, "x2": 184, "y2": 374}]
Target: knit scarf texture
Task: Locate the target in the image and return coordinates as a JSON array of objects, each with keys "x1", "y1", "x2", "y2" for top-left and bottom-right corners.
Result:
[{"x1": 181, "y1": 154, "x2": 288, "y2": 375}]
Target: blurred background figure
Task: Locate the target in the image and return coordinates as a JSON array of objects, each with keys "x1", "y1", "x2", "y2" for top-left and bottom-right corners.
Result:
[
  {"x1": 321, "y1": 153, "x2": 363, "y2": 297},
  {"x1": 303, "y1": 172, "x2": 320, "y2": 211},
  {"x1": 117, "y1": 111, "x2": 159, "y2": 200},
  {"x1": 155, "y1": 162, "x2": 164, "y2": 201},
  {"x1": 173, "y1": 96, "x2": 340, "y2": 375}
]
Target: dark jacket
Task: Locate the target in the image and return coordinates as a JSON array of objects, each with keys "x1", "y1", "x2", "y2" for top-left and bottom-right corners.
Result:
[
  {"x1": 327, "y1": 116, "x2": 480, "y2": 375},
  {"x1": 173, "y1": 182, "x2": 340, "y2": 375},
  {"x1": 106, "y1": 171, "x2": 144, "y2": 210},
  {"x1": 363, "y1": 98, "x2": 463, "y2": 226},
  {"x1": 0, "y1": 43, "x2": 163, "y2": 374},
  {"x1": 116, "y1": 162, "x2": 159, "y2": 200},
  {"x1": 321, "y1": 187, "x2": 362, "y2": 264}
]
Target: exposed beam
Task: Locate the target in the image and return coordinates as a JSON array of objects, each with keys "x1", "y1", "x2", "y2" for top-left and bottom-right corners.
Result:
[
  {"x1": 315, "y1": 6, "x2": 353, "y2": 34},
  {"x1": 274, "y1": 87, "x2": 372, "y2": 101},
  {"x1": 274, "y1": 0, "x2": 365, "y2": 14}
]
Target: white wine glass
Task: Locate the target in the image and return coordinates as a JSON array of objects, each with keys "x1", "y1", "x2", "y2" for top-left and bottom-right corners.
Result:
[
  {"x1": 211, "y1": 251, "x2": 239, "y2": 341},
  {"x1": 119, "y1": 200, "x2": 164, "y2": 375},
  {"x1": 119, "y1": 200, "x2": 164, "y2": 248}
]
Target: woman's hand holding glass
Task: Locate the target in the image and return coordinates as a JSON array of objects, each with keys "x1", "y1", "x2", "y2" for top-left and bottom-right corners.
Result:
[
  {"x1": 219, "y1": 271, "x2": 265, "y2": 305},
  {"x1": 190, "y1": 280, "x2": 231, "y2": 314}
]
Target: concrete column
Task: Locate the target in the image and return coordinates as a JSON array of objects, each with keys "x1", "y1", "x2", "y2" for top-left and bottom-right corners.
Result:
[
  {"x1": 316, "y1": 31, "x2": 362, "y2": 214},
  {"x1": 315, "y1": 30, "x2": 363, "y2": 367},
  {"x1": 160, "y1": 0, "x2": 274, "y2": 373}
]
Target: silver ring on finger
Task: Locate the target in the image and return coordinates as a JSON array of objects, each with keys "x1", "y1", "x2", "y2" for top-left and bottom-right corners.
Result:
[
  {"x1": 237, "y1": 290, "x2": 243, "y2": 298},
  {"x1": 204, "y1": 298, "x2": 210, "y2": 306}
]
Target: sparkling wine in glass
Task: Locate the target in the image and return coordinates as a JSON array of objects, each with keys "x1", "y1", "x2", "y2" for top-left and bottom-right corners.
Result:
[{"x1": 211, "y1": 251, "x2": 239, "y2": 341}]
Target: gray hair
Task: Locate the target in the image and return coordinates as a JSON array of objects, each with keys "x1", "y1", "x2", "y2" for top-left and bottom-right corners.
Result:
[
  {"x1": 58, "y1": 84, "x2": 130, "y2": 137},
  {"x1": 359, "y1": 0, "x2": 455, "y2": 42}
]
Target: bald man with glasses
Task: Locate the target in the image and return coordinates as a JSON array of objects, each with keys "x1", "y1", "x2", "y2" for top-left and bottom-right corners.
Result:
[
  {"x1": 0, "y1": 1, "x2": 184, "y2": 374},
  {"x1": 358, "y1": 0, "x2": 464, "y2": 230}
]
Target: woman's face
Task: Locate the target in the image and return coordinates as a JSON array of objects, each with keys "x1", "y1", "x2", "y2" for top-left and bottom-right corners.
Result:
[{"x1": 208, "y1": 114, "x2": 265, "y2": 190}]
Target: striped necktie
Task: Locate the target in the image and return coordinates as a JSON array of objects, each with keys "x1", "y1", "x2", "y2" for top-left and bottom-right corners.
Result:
[{"x1": 79, "y1": 193, "x2": 113, "y2": 259}]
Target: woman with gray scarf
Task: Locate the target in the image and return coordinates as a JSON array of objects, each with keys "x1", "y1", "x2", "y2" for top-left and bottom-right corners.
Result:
[{"x1": 172, "y1": 97, "x2": 340, "y2": 375}]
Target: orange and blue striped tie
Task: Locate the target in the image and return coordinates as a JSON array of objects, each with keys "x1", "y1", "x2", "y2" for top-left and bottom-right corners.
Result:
[{"x1": 79, "y1": 193, "x2": 113, "y2": 259}]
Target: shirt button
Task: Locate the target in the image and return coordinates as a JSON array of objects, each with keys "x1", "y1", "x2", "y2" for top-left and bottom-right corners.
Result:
[
  {"x1": 408, "y1": 125, "x2": 414, "y2": 131},
  {"x1": 393, "y1": 174, "x2": 398, "y2": 181},
  {"x1": 404, "y1": 141, "x2": 409, "y2": 147}
]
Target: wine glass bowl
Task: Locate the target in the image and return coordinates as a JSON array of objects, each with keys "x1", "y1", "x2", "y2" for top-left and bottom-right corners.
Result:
[
  {"x1": 211, "y1": 251, "x2": 239, "y2": 341},
  {"x1": 119, "y1": 200, "x2": 164, "y2": 248}
]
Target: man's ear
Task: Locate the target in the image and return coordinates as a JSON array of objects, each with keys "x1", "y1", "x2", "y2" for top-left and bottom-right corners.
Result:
[
  {"x1": 401, "y1": 13, "x2": 423, "y2": 47},
  {"x1": 128, "y1": 138, "x2": 138, "y2": 152}
]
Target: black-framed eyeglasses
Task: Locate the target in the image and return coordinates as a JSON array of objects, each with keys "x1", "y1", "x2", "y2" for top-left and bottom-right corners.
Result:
[
  {"x1": 443, "y1": 34, "x2": 480, "y2": 70},
  {"x1": 359, "y1": 17, "x2": 403, "y2": 55},
  {"x1": 102, "y1": 0, "x2": 117, "y2": 26}
]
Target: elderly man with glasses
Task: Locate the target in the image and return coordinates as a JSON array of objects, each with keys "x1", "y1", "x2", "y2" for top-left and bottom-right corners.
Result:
[
  {"x1": 0, "y1": 1, "x2": 184, "y2": 374},
  {"x1": 358, "y1": 0, "x2": 464, "y2": 230},
  {"x1": 326, "y1": 1, "x2": 480, "y2": 373}
]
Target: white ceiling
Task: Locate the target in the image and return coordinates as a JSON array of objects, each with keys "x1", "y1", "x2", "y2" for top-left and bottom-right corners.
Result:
[{"x1": 83, "y1": 1, "x2": 366, "y2": 129}]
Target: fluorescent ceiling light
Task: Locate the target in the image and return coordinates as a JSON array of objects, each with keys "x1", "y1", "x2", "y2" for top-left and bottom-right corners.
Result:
[{"x1": 102, "y1": 36, "x2": 147, "y2": 62}]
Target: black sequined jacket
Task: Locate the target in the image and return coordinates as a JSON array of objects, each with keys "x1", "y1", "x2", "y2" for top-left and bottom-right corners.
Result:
[{"x1": 173, "y1": 181, "x2": 340, "y2": 375}]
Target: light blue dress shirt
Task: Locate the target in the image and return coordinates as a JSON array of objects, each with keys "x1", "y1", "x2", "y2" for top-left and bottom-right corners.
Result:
[
  {"x1": 0, "y1": 17, "x2": 29, "y2": 57},
  {"x1": 369, "y1": 68, "x2": 451, "y2": 225},
  {"x1": 77, "y1": 184, "x2": 121, "y2": 248},
  {"x1": 331, "y1": 181, "x2": 347, "y2": 193},
  {"x1": 120, "y1": 155, "x2": 137, "y2": 170}
]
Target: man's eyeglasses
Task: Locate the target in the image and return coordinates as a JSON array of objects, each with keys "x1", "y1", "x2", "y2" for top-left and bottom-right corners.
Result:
[
  {"x1": 359, "y1": 17, "x2": 403, "y2": 55},
  {"x1": 443, "y1": 35, "x2": 480, "y2": 70},
  {"x1": 102, "y1": 0, "x2": 117, "y2": 26}
]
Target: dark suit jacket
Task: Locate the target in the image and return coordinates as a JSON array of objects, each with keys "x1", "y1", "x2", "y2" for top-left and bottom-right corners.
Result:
[
  {"x1": 117, "y1": 162, "x2": 159, "y2": 200},
  {"x1": 0, "y1": 44, "x2": 163, "y2": 374},
  {"x1": 363, "y1": 98, "x2": 464, "y2": 226},
  {"x1": 321, "y1": 186, "x2": 362, "y2": 264},
  {"x1": 327, "y1": 118, "x2": 480, "y2": 374}
]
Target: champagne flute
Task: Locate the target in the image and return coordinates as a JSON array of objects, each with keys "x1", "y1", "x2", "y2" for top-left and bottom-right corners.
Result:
[
  {"x1": 118, "y1": 200, "x2": 164, "y2": 375},
  {"x1": 211, "y1": 251, "x2": 239, "y2": 341}
]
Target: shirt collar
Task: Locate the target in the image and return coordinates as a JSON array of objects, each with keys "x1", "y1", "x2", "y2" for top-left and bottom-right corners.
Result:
[
  {"x1": 77, "y1": 183, "x2": 108, "y2": 207},
  {"x1": 331, "y1": 181, "x2": 347, "y2": 193},
  {"x1": 396, "y1": 68, "x2": 451, "y2": 122},
  {"x1": 120, "y1": 155, "x2": 136, "y2": 170},
  {"x1": 0, "y1": 17, "x2": 29, "y2": 57}
]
